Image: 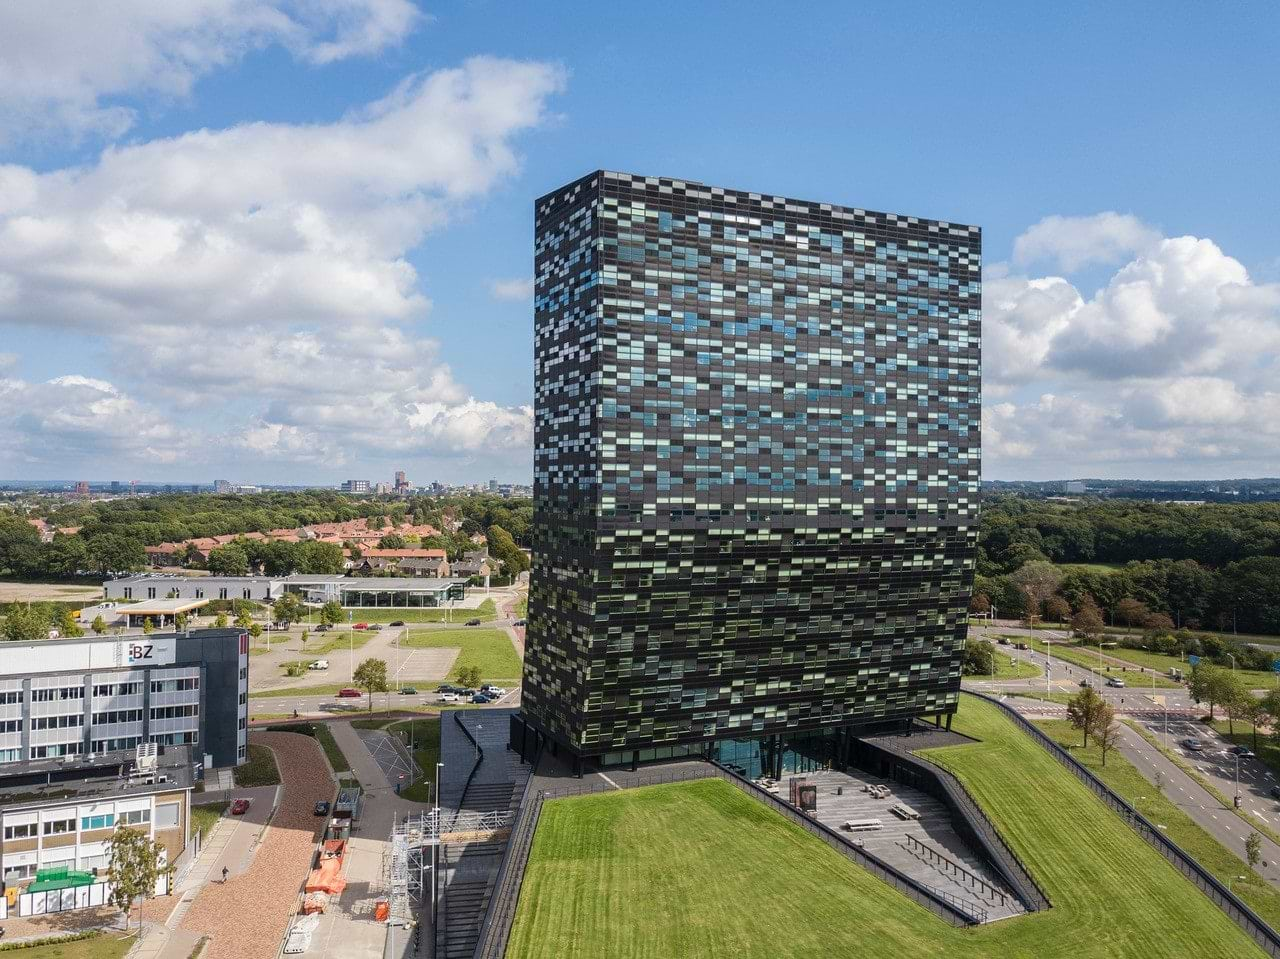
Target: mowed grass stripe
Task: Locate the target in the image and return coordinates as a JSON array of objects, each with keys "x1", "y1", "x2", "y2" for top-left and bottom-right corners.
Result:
[{"x1": 507, "y1": 696, "x2": 1264, "y2": 959}]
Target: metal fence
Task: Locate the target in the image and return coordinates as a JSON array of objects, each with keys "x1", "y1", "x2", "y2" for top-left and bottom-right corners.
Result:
[{"x1": 973, "y1": 691, "x2": 1280, "y2": 957}]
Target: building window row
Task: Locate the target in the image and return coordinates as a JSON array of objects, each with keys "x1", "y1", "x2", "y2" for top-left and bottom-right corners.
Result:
[
  {"x1": 92, "y1": 709, "x2": 143, "y2": 725},
  {"x1": 150, "y1": 678, "x2": 199, "y2": 694},
  {"x1": 150, "y1": 732, "x2": 196, "y2": 746},
  {"x1": 0, "y1": 719, "x2": 21, "y2": 734},
  {"x1": 3, "y1": 863, "x2": 35, "y2": 882},
  {"x1": 3, "y1": 822, "x2": 37, "y2": 840},
  {"x1": 92, "y1": 736, "x2": 141, "y2": 753},
  {"x1": 81, "y1": 813, "x2": 115, "y2": 831},
  {"x1": 93, "y1": 682, "x2": 143, "y2": 698},
  {"x1": 0, "y1": 748, "x2": 20, "y2": 764},
  {"x1": 32, "y1": 687, "x2": 84, "y2": 702},
  {"x1": 150, "y1": 705, "x2": 199, "y2": 720},
  {"x1": 0, "y1": 691, "x2": 23, "y2": 705},
  {"x1": 43, "y1": 816, "x2": 75, "y2": 835},
  {"x1": 30, "y1": 743, "x2": 81, "y2": 759},
  {"x1": 31, "y1": 714, "x2": 84, "y2": 730}
]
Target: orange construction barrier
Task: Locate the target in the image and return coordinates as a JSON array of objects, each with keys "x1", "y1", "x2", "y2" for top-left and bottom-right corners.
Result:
[{"x1": 374, "y1": 900, "x2": 390, "y2": 923}]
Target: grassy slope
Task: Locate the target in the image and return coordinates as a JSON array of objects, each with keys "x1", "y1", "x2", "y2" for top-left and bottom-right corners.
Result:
[
  {"x1": 1101, "y1": 646, "x2": 1274, "y2": 687},
  {"x1": 190, "y1": 803, "x2": 223, "y2": 841},
  {"x1": 332, "y1": 599, "x2": 497, "y2": 624},
  {"x1": 388, "y1": 717, "x2": 441, "y2": 802},
  {"x1": 8, "y1": 934, "x2": 133, "y2": 959},
  {"x1": 232, "y1": 743, "x2": 280, "y2": 787},
  {"x1": 969, "y1": 651, "x2": 1041, "y2": 680},
  {"x1": 1033, "y1": 717, "x2": 1280, "y2": 925},
  {"x1": 509, "y1": 696, "x2": 1262, "y2": 959},
  {"x1": 401, "y1": 627, "x2": 521, "y2": 682}
]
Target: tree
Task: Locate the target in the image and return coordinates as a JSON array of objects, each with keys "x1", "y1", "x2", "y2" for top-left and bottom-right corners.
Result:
[
  {"x1": 248, "y1": 622, "x2": 263, "y2": 640},
  {"x1": 1044, "y1": 596, "x2": 1071, "y2": 623},
  {"x1": 272, "y1": 592, "x2": 306, "y2": 626},
  {"x1": 1093, "y1": 704, "x2": 1120, "y2": 767},
  {"x1": 1220, "y1": 671, "x2": 1254, "y2": 737},
  {"x1": 1189, "y1": 662, "x2": 1232, "y2": 719},
  {"x1": 214, "y1": 612, "x2": 229, "y2": 628},
  {"x1": 1116, "y1": 598, "x2": 1151, "y2": 628},
  {"x1": 56, "y1": 608, "x2": 84, "y2": 638},
  {"x1": 353, "y1": 657, "x2": 389, "y2": 710},
  {"x1": 142, "y1": 617, "x2": 154, "y2": 635},
  {"x1": 107, "y1": 825, "x2": 174, "y2": 932},
  {"x1": 207, "y1": 543, "x2": 249, "y2": 576},
  {"x1": 1009, "y1": 561, "x2": 1062, "y2": 620},
  {"x1": 961, "y1": 639, "x2": 996, "y2": 676},
  {"x1": 377, "y1": 533, "x2": 407, "y2": 549},
  {"x1": 969, "y1": 593, "x2": 991, "y2": 615},
  {"x1": 2, "y1": 603, "x2": 49, "y2": 642},
  {"x1": 86, "y1": 534, "x2": 146, "y2": 577},
  {"x1": 1067, "y1": 686, "x2": 1107, "y2": 748},
  {"x1": 1071, "y1": 601, "x2": 1105, "y2": 640},
  {"x1": 487, "y1": 524, "x2": 530, "y2": 576},
  {"x1": 368, "y1": 515, "x2": 386, "y2": 530},
  {"x1": 91, "y1": 614, "x2": 107, "y2": 635},
  {"x1": 456, "y1": 664, "x2": 483, "y2": 690},
  {"x1": 174, "y1": 612, "x2": 188, "y2": 632},
  {"x1": 1247, "y1": 832, "x2": 1263, "y2": 869},
  {"x1": 298, "y1": 541, "x2": 345, "y2": 575},
  {"x1": 319, "y1": 600, "x2": 344, "y2": 627},
  {"x1": 301, "y1": 628, "x2": 310, "y2": 645}
]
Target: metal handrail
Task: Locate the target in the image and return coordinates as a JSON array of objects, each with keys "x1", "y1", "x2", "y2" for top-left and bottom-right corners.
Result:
[{"x1": 903, "y1": 834, "x2": 1007, "y2": 905}]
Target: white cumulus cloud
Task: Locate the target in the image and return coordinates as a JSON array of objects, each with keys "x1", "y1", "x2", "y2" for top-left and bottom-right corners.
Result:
[{"x1": 1012, "y1": 212, "x2": 1160, "y2": 272}]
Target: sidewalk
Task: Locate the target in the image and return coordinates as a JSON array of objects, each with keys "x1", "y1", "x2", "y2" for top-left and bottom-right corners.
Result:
[{"x1": 327, "y1": 720, "x2": 432, "y2": 837}]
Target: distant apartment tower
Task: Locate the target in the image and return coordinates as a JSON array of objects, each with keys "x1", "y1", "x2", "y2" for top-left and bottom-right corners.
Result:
[
  {"x1": 1064, "y1": 480, "x2": 1086, "y2": 495},
  {"x1": 516, "y1": 171, "x2": 981, "y2": 773},
  {"x1": 74, "y1": 481, "x2": 90, "y2": 496},
  {"x1": 394, "y1": 470, "x2": 410, "y2": 494},
  {"x1": 342, "y1": 479, "x2": 371, "y2": 493},
  {"x1": 213, "y1": 479, "x2": 232, "y2": 494}
]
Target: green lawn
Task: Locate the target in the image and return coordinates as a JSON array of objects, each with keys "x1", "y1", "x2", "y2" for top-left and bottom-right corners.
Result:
[
  {"x1": 515, "y1": 594, "x2": 528, "y2": 618},
  {"x1": 388, "y1": 717, "x2": 441, "y2": 802},
  {"x1": 1026, "y1": 636, "x2": 1182, "y2": 688},
  {"x1": 232, "y1": 743, "x2": 280, "y2": 787},
  {"x1": 191, "y1": 803, "x2": 223, "y2": 842},
  {"x1": 1209, "y1": 719, "x2": 1279, "y2": 774},
  {"x1": 1055, "y1": 562, "x2": 1125, "y2": 575},
  {"x1": 969, "y1": 651, "x2": 1041, "y2": 680},
  {"x1": 1101, "y1": 646, "x2": 1275, "y2": 688},
  {"x1": 1033, "y1": 717, "x2": 1280, "y2": 926},
  {"x1": 297, "y1": 630, "x2": 374, "y2": 656},
  {"x1": 1, "y1": 932, "x2": 132, "y2": 959},
  {"x1": 314, "y1": 599, "x2": 498, "y2": 624},
  {"x1": 249, "y1": 680, "x2": 443, "y2": 699},
  {"x1": 401, "y1": 627, "x2": 522, "y2": 683},
  {"x1": 509, "y1": 699, "x2": 1264, "y2": 959}
]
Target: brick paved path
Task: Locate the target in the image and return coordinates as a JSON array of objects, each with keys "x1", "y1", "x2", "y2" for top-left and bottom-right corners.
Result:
[{"x1": 179, "y1": 732, "x2": 336, "y2": 959}]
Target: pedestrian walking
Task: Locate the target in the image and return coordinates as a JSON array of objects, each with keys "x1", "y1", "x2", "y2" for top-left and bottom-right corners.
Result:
[{"x1": 222, "y1": 866, "x2": 229, "y2": 884}]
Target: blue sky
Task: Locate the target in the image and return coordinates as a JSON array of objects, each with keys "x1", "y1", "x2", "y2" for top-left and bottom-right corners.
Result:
[{"x1": 1, "y1": 1, "x2": 1278, "y2": 483}]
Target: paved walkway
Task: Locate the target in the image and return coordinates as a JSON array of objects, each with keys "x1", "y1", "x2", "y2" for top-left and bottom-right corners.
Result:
[
  {"x1": 327, "y1": 720, "x2": 431, "y2": 836},
  {"x1": 177, "y1": 733, "x2": 336, "y2": 959}
]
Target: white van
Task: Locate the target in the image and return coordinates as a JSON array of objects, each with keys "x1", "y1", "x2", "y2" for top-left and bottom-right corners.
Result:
[{"x1": 308, "y1": 660, "x2": 329, "y2": 671}]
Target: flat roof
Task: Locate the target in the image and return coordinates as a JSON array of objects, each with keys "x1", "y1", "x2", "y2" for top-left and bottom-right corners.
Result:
[
  {"x1": 107, "y1": 574, "x2": 466, "y2": 589},
  {"x1": 0, "y1": 746, "x2": 195, "y2": 810},
  {"x1": 124, "y1": 599, "x2": 210, "y2": 614}
]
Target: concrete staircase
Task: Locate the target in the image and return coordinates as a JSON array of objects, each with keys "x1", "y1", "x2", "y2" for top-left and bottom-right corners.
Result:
[{"x1": 439, "y1": 844, "x2": 504, "y2": 959}]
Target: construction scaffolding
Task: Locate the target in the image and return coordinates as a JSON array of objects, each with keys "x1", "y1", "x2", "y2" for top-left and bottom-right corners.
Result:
[{"x1": 383, "y1": 809, "x2": 512, "y2": 928}]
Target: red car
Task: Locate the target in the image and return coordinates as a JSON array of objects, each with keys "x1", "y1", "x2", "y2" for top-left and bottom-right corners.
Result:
[
  {"x1": 352, "y1": 623, "x2": 369, "y2": 630},
  {"x1": 337, "y1": 688, "x2": 362, "y2": 698},
  {"x1": 230, "y1": 798, "x2": 250, "y2": 815}
]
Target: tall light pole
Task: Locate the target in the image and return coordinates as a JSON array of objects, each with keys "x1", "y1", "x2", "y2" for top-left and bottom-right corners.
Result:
[
  {"x1": 348, "y1": 610, "x2": 354, "y2": 683},
  {"x1": 1227, "y1": 653, "x2": 1237, "y2": 674}
]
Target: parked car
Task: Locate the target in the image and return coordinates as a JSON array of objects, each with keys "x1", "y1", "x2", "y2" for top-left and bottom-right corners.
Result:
[
  {"x1": 315, "y1": 624, "x2": 333, "y2": 632},
  {"x1": 337, "y1": 687, "x2": 362, "y2": 698},
  {"x1": 465, "y1": 618, "x2": 482, "y2": 626},
  {"x1": 1231, "y1": 745, "x2": 1255, "y2": 757},
  {"x1": 996, "y1": 637, "x2": 1009, "y2": 645},
  {"x1": 266, "y1": 622, "x2": 289, "y2": 631},
  {"x1": 1106, "y1": 678, "x2": 1126, "y2": 688},
  {"x1": 400, "y1": 686, "x2": 418, "y2": 695},
  {"x1": 1181, "y1": 738, "x2": 1205, "y2": 752},
  {"x1": 471, "y1": 693, "x2": 492, "y2": 704},
  {"x1": 369, "y1": 624, "x2": 384, "y2": 631},
  {"x1": 1270, "y1": 785, "x2": 1280, "y2": 800},
  {"x1": 436, "y1": 683, "x2": 460, "y2": 693},
  {"x1": 231, "y1": 798, "x2": 251, "y2": 815},
  {"x1": 1078, "y1": 679, "x2": 1090, "y2": 688},
  {"x1": 513, "y1": 619, "x2": 527, "y2": 627},
  {"x1": 353, "y1": 623, "x2": 369, "y2": 631},
  {"x1": 314, "y1": 801, "x2": 331, "y2": 817},
  {"x1": 389, "y1": 620, "x2": 405, "y2": 627},
  {"x1": 438, "y1": 693, "x2": 460, "y2": 703},
  {"x1": 481, "y1": 685, "x2": 507, "y2": 697},
  {"x1": 308, "y1": 660, "x2": 329, "y2": 671},
  {"x1": 456, "y1": 688, "x2": 477, "y2": 698},
  {"x1": 1014, "y1": 642, "x2": 1028, "y2": 650}
]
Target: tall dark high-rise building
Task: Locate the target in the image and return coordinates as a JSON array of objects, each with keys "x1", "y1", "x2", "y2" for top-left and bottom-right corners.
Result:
[{"x1": 515, "y1": 171, "x2": 980, "y2": 774}]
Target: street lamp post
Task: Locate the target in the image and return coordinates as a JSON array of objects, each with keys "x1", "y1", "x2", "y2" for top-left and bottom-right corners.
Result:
[
  {"x1": 1227, "y1": 653, "x2": 1237, "y2": 674},
  {"x1": 348, "y1": 610, "x2": 354, "y2": 683}
]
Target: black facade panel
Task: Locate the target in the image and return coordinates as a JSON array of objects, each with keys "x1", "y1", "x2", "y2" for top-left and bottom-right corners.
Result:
[{"x1": 523, "y1": 172, "x2": 981, "y2": 758}]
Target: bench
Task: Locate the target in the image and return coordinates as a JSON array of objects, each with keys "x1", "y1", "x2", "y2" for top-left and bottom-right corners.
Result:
[
  {"x1": 889, "y1": 803, "x2": 921, "y2": 820},
  {"x1": 842, "y1": 818, "x2": 884, "y2": 832}
]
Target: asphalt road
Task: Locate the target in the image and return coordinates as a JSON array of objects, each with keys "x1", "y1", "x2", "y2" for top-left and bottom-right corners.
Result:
[{"x1": 248, "y1": 683, "x2": 522, "y2": 717}]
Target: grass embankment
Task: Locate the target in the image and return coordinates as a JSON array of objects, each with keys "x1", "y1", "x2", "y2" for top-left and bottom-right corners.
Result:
[
  {"x1": 1033, "y1": 717, "x2": 1280, "y2": 926},
  {"x1": 295, "y1": 630, "x2": 374, "y2": 657},
  {"x1": 401, "y1": 627, "x2": 521, "y2": 683},
  {"x1": 515, "y1": 594, "x2": 528, "y2": 618},
  {"x1": 508, "y1": 695, "x2": 1264, "y2": 958},
  {"x1": 969, "y1": 651, "x2": 1041, "y2": 680},
  {"x1": 1024, "y1": 636, "x2": 1182, "y2": 688},
  {"x1": 190, "y1": 803, "x2": 223, "y2": 842},
  {"x1": 389, "y1": 717, "x2": 441, "y2": 802},
  {"x1": 232, "y1": 743, "x2": 280, "y2": 787},
  {"x1": 318, "y1": 599, "x2": 498, "y2": 624},
  {"x1": 1103, "y1": 646, "x2": 1274, "y2": 688},
  {"x1": 261, "y1": 721, "x2": 351, "y2": 773},
  {"x1": 0, "y1": 932, "x2": 131, "y2": 959}
]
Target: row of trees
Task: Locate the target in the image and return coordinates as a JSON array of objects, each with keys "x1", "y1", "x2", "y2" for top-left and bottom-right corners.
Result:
[
  {"x1": 0, "y1": 517, "x2": 147, "y2": 578},
  {"x1": 974, "y1": 556, "x2": 1280, "y2": 638},
  {"x1": 980, "y1": 496, "x2": 1280, "y2": 571}
]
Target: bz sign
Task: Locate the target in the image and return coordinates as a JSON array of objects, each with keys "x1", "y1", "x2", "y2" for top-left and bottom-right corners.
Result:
[{"x1": 128, "y1": 643, "x2": 155, "y2": 664}]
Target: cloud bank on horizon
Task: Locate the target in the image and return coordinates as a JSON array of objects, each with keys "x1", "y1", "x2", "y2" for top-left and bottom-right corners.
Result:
[{"x1": 0, "y1": 4, "x2": 1275, "y2": 484}]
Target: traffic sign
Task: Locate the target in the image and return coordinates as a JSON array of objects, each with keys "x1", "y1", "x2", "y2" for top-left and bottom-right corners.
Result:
[
  {"x1": 1187, "y1": 655, "x2": 1200, "y2": 666},
  {"x1": 1272, "y1": 659, "x2": 1280, "y2": 673}
]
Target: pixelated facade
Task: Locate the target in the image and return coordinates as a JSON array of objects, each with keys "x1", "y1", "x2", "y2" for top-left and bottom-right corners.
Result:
[{"x1": 517, "y1": 171, "x2": 980, "y2": 767}]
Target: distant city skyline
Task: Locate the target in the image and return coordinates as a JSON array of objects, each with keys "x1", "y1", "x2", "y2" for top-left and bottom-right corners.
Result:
[{"x1": 1, "y1": 4, "x2": 1277, "y2": 481}]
